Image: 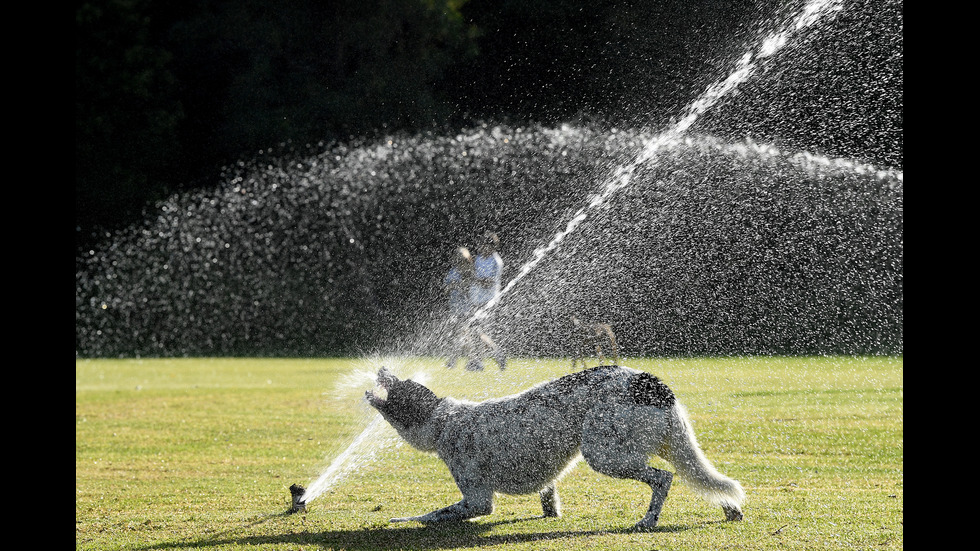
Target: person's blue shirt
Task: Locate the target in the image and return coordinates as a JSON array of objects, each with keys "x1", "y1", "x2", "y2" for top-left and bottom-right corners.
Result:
[{"x1": 470, "y1": 252, "x2": 503, "y2": 307}]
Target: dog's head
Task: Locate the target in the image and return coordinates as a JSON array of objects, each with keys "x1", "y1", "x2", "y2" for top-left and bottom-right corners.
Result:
[{"x1": 365, "y1": 367, "x2": 441, "y2": 430}]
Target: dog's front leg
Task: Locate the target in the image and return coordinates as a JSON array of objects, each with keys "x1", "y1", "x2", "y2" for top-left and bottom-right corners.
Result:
[
  {"x1": 540, "y1": 483, "x2": 561, "y2": 517},
  {"x1": 389, "y1": 500, "x2": 472, "y2": 523},
  {"x1": 390, "y1": 491, "x2": 494, "y2": 524}
]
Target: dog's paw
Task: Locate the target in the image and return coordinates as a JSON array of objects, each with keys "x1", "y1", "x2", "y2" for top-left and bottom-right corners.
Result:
[
  {"x1": 634, "y1": 519, "x2": 660, "y2": 531},
  {"x1": 723, "y1": 505, "x2": 744, "y2": 522},
  {"x1": 634, "y1": 512, "x2": 662, "y2": 531}
]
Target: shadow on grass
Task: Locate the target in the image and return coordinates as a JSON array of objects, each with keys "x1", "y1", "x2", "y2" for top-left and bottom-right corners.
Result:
[{"x1": 139, "y1": 511, "x2": 696, "y2": 550}]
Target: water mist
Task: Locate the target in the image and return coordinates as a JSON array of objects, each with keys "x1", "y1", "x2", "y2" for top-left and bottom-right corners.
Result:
[{"x1": 290, "y1": 0, "x2": 875, "y2": 511}]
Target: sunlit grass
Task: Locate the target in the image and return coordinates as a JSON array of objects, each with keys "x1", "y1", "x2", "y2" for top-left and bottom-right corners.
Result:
[{"x1": 76, "y1": 356, "x2": 902, "y2": 550}]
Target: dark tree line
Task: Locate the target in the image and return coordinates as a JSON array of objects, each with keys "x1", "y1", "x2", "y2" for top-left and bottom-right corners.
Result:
[{"x1": 76, "y1": 0, "x2": 764, "y2": 250}]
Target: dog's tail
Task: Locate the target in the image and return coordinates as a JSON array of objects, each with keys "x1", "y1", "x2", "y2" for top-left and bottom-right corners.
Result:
[{"x1": 661, "y1": 402, "x2": 745, "y2": 509}]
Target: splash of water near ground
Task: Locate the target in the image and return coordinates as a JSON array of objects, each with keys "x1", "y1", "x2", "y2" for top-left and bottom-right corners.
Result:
[
  {"x1": 299, "y1": 413, "x2": 394, "y2": 505},
  {"x1": 299, "y1": 358, "x2": 432, "y2": 505}
]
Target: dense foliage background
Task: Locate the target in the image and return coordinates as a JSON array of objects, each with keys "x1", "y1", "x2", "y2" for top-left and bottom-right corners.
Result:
[{"x1": 77, "y1": 0, "x2": 846, "y2": 248}]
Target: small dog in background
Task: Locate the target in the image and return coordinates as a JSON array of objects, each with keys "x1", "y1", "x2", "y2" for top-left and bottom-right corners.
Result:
[{"x1": 570, "y1": 316, "x2": 620, "y2": 369}]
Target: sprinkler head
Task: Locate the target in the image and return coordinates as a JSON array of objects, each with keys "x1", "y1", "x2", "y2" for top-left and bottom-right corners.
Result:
[{"x1": 288, "y1": 484, "x2": 306, "y2": 514}]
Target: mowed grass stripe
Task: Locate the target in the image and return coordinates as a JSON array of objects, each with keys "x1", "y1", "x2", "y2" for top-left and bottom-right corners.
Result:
[{"x1": 76, "y1": 356, "x2": 902, "y2": 551}]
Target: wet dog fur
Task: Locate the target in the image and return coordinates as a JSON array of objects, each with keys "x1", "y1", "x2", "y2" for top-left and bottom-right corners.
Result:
[{"x1": 365, "y1": 365, "x2": 745, "y2": 529}]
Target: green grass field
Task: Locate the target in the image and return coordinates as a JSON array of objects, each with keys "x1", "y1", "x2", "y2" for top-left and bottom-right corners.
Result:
[{"x1": 76, "y1": 356, "x2": 902, "y2": 550}]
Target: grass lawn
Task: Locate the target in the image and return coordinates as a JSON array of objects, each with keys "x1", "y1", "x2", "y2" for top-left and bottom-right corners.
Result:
[{"x1": 76, "y1": 355, "x2": 902, "y2": 550}]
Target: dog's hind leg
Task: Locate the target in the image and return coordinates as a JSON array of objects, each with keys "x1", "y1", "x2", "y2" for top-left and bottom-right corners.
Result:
[
  {"x1": 581, "y1": 411, "x2": 674, "y2": 529},
  {"x1": 584, "y1": 451, "x2": 673, "y2": 530},
  {"x1": 603, "y1": 325, "x2": 620, "y2": 365},
  {"x1": 539, "y1": 483, "x2": 561, "y2": 517},
  {"x1": 634, "y1": 468, "x2": 673, "y2": 530}
]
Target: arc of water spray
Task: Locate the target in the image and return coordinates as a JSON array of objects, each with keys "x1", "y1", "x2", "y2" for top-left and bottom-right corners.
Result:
[
  {"x1": 300, "y1": 414, "x2": 393, "y2": 505},
  {"x1": 298, "y1": 0, "x2": 844, "y2": 508},
  {"x1": 472, "y1": 0, "x2": 844, "y2": 323}
]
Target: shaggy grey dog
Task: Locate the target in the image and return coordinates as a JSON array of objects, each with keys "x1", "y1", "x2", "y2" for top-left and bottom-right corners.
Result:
[{"x1": 366, "y1": 365, "x2": 745, "y2": 529}]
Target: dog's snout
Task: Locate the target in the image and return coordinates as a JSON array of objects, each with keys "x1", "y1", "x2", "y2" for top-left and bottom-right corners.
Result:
[{"x1": 376, "y1": 366, "x2": 398, "y2": 388}]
